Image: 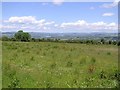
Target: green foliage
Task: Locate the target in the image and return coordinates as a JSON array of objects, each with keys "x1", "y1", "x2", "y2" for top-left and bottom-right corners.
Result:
[
  {"x1": 108, "y1": 40, "x2": 112, "y2": 44},
  {"x1": 117, "y1": 41, "x2": 120, "y2": 46},
  {"x1": 100, "y1": 70, "x2": 107, "y2": 79},
  {"x1": 14, "y1": 30, "x2": 31, "y2": 42},
  {"x1": 8, "y1": 77, "x2": 20, "y2": 88},
  {"x1": 101, "y1": 38, "x2": 105, "y2": 44},
  {"x1": 2, "y1": 35, "x2": 9, "y2": 41},
  {"x1": 112, "y1": 41, "x2": 117, "y2": 45},
  {"x1": 2, "y1": 33, "x2": 119, "y2": 46}
]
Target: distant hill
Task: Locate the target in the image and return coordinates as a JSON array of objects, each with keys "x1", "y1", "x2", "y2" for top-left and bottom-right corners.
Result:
[{"x1": 1, "y1": 32, "x2": 119, "y2": 41}]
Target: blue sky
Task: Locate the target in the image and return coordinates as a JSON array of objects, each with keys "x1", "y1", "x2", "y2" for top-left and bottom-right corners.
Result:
[{"x1": 1, "y1": 1, "x2": 118, "y2": 33}]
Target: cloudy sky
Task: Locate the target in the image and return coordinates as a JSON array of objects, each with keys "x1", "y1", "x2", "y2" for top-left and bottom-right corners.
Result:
[{"x1": 1, "y1": 1, "x2": 118, "y2": 33}]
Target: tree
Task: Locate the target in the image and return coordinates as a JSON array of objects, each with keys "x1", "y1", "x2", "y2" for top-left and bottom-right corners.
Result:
[
  {"x1": 100, "y1": 38, "x2": 105, "y2": 44},
  {"x1": 112, "y1": 41, "x2": 117, "y2": 45},
  {"x1": 2, "y1": 35, "x2": 9, "y2": 41},
  {"x1": 108, "y1": 40, "x2": 112, "y2": 44},
  {"x1": 10, "y1": 37, "x2": 16, "y2": 41},
  {"x1": 14, "y1": 30, "x2": 31, "y2": 42},
  {"x1": 117, "y1": 41, "x2": 120, "y2": 46}
]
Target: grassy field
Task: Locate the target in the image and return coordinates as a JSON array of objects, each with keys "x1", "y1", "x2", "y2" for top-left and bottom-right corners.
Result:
[{"x1": 2, "y1": 41, "x2": 119, "y2": 88}]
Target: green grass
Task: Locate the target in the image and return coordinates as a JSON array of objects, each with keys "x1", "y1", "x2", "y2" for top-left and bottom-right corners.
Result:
[
  {"x1": 0, "y1": 41, "x2": 2, "y2": 89},
  {"x1": 2, "y1": 41, "x2": 119, "y2": 88}
]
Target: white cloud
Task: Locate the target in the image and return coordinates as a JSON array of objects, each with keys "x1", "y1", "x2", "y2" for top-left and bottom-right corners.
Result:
[
  {"x1": 44, "y1": 21, "x2": 55, "y2": 25},
  {"x1": 8, "y1": 16, "x2": 36, "y2": 24},
  {"x1": 90, "y1": 22, "x2": 117, "y2": 30},
  {"x1": 2, "y1": 16, "x2": 117, "y2": 33},
  {"x1": 54, "y1": 24, "x2": 59, "y2": 27},
  {"x1": 21, "y1": 26, "x2": 36, "y2": 29},
  {"x1": 61, "y1": 20, "x2": 88, "y2": 28},
  {"x1": 60, "y1": 20, "x2": 117, "y2": 31},
  {"x1": 52, "y1": 0, "x2": 64, "y2": 5},
  {"x1": 109, "y1": 22, "x2": 116, "y2": 26},
  {"x1": 1, "y1": 25, "x2": 17, "y2": 29},
  {"x1": 2, "y1": 16, "x2": 56, "y2": 32},
  {"x1": 100, "y1": 0, "x2": 119, "y2": 8},
  {"x1": 102, "y1": 13, "x2": 114, "y2": 16},
  {"x1": 6, "y1": 16, "x2": 55, "y2": 26},
  {"x1": 36, "y1": 19, "x2": 46, "y2": 23},
  {"x1": 91, "y1": 21, "x2": 107, "y2": 26}
]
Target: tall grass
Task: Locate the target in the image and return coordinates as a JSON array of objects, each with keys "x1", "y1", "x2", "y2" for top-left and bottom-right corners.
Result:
[{"x1": 2, "y1": 41, "x2": 118, "y2": 88}]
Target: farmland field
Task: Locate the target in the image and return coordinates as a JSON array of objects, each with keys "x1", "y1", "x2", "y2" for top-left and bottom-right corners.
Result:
[{"x1": 2, "y1": 41, "x2": 119, "y2": 88}]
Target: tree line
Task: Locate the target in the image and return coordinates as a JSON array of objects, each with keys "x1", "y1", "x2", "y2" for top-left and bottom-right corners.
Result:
[{"x1": 1, "y1": 30, "x2": 120, "y2": 46}]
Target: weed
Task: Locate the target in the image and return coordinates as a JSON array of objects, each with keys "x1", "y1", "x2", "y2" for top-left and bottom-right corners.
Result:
[
  {"x1": 100, "y1": 70, "x2": 106, "y2": 79},
  {"x1": 8, "y1": 77, "x2": 20, "y2": 88},
  {"x1": 88, "y1": 65, "x2": 95, "y2": 73}
]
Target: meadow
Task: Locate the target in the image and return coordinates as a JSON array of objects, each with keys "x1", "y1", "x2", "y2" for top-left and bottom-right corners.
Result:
[{"x1": 2, "y1": 41, "x2": 119, "y2": 88}]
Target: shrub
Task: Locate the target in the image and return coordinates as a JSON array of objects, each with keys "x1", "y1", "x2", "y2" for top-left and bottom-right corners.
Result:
[
  {"x1": 117, "y1": 41, "x2": 120, "y2": 46},
  {"x1": 108, "y1": 70, "x2": 120, "y2": 81},
  {"x1": 8, "y1": 77, "x2": 20, "y2": 88},
  {"x1": 100, "y1": 70, "x2": 106, "y2": 79},
  {"x1": 2, "y1": 35, "x2": 9, "y2": 41}
]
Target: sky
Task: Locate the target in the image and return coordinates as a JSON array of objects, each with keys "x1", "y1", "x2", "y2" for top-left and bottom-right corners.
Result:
[{"x1": 1, "y1": 0, "x2": 118, "y2": 33}]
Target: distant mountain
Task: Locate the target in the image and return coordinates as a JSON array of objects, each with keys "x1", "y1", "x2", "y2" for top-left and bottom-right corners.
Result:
[{"x1": 1, "y1": 32, "x2": 119, "y2": 41}]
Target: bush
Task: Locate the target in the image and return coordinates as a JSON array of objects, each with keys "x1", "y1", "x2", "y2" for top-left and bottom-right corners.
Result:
[
  {"x1": 2, "y1": 35, "x2": 9, "y2": 41},
  {"x1": 8, "y1": 77, "x2": 20, "y2": 88},
  {"x1": 117, "y1": 41, "x2": 120, "y2": 46},
  {"x1": 14, "y1": 30, "x2": 31, "y2": 42},
  {"x1": 100, "y1": 70, "x2": 107, "y2": 79}
]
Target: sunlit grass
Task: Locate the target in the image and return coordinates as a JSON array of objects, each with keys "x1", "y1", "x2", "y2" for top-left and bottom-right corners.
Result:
[{"x1": 2, "y1": 41, "x2": 119, "y2": 88}]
